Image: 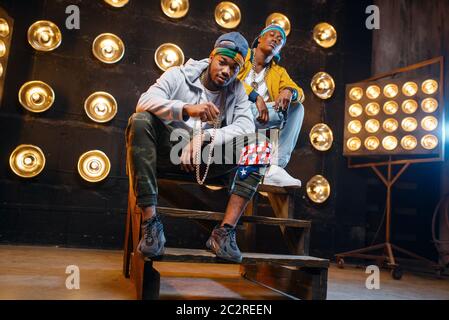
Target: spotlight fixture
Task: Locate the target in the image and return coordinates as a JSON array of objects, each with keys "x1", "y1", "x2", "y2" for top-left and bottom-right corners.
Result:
[
  {"x1": 9, "y1": 144, "x2": 46, "y2": 178},
  {"x1": 309, "y1": 123, "x2": 333, "y2": 151},
  {"x1": 266, "y1": 13, "x2": 290, "y2": 36},
  {"x1": 104, "y1": 0, "x2": 129, "y2": 8},
  {"x1": 27, "y1": 20, "x2": 62, "y2": 52},
  {"x1": 18, "y1": 80, "x2": 55, "y2": 113},
  {"x1": 214, "y1": 2, "x2": 241, "y2": 29},
  {"x1": 77, "y1": 150, "x2": 111, "y2": 182},
  {"x1": 313, "y1": 22, "x2": 337, "y2": 48},
  {"x1": 154, "y1": 43, "x2": 184, "y2": 71},
  {"x1": 161, "y1": 0, "x2": 189, "y2": 19},
  {"x1": 92, "y1": 33, "x2": 125, "y2": 64},
  {"x1": 310, "y1": 72, "x2": 335, "y2": 99},
  {"x1": 344, "y1": 75, "x2": 442, "y2": 156},
  {"x1": 306, "y1": 175, "x2": 330, "y2": 203},
  {"x1": 84, "y1": 91, "x2": 118, "y2": 123},
  {"x1": 0, "y1": 18, "x2": 10, "y2": 37}
]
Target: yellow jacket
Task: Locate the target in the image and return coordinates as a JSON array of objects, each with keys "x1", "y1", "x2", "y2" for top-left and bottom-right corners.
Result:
[{"x1": 237, "y1": 50, "x2": 305, "y2": 104}]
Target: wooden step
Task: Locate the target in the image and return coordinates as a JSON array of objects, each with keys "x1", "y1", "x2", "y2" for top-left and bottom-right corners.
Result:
[
  {"x1": 157, "y1": 206, "x2": 311, "y2": 229},
  {"x1": 147, "y1": 247, "x2": 328, "y2": 268}
]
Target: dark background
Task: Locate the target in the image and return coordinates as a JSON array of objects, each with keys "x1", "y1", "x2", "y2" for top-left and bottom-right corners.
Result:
[{"x1": 0, "y1": 0, "x2": 446, "y2": 261}]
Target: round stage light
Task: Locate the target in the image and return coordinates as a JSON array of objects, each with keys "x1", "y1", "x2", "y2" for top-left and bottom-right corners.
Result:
[
  {"x1": 383, "y1": 84, "x2": 398, "y2": 98},
  {"x1": 92, "y1": 33, "x2": 125, "y2": 64},
  {"x1": 402, "y1": 82, "x2": 418, "y2": 97},
  {"x1": 421, "y1": 134, "x2": 438, "y2": 150},
  {"x1": 383, "y1": 101, "x2": 398, "y2": 115},
  {"x1": 215, "y1": 2, "x2": 241, "y2": 29},
  {"x1": 421, "y1": 79, "x2": 438, "y2": 95},
  {"x1": 401, "y1": 117, "x2": 418, "y2": 132},
  {"x1": 104, "y1": 0, "x2": 129, "y2": 7},
  {"x1": 161, "y1": 0, "x2": 189, "y2": 18},
  {"x1": 0, "y1": 63, "x2": 3, "y2": 77},
  {"x1": 84, "y1": 91, "x2": 118, "y2": 123},
  {"x1": 349, "y1": 87, "x2": 363, "y2": 101},
  {"x1": 311, "y1": 72, "x2": 335, "y2": 99},
  {"x1": 421, "y1": 116, "x2": 438, "y2": 132},
  {"x1": 77, "y1": 150, "x2": 111, "y2": 183},
  {"x1": 401, "y1": 135, "x2": 417, "y2": 151},
  {"x1": 27, "y1": 20, "x2": 62, "y2": 52},
  {"x1": 313, "y1": 22, "x2": 337, "y2": 48},
  {"x1": 0, "y1": 18, "x2": 10, "y2": 37},
  {"x1": 9, "y1": 144, "x2": 46, "y2": 178},
  {"x1": 348, "y1": 120, "x2": 362, "y2": 134},
  {"x1": 421, "y1": 98, "x2": 438, "y2": 113},
  {"x1": 349, "y1": 104, "x2": 363, "y2": 117},
  {"x1": 309, "y1": 123, "x2": 333, "y2": 151},
  {"x1": 18, "y1": 80, "x2": 55, "y2": 113},
  {"x1": 347, "y1": 137, "x2": 361, "y2": 151},
  {"x1": 364, "y1": 136, "x2": 380, "y2": 151},
  {"x1": 266, "y1": 13, "x2": 290, "y2": 36},
  {"x1": 383, "y1": 118, "x2": 399, "y2": 133},
  {"x1": 365, "y1": 119, "x2": 380, "y2": 133},
  {"x1": 402, "y1": 99, "x2": 418, "y2": 114},
  {"x1": 0, "y1": 40, "x2": 5, "y2": 57},
  {"x1": 382, "y1": 136, "x2": 398, "y2": 151},
  {"x1": 366, "y1": 85, "x2": 381, "y2": 99},
  {"x1": 365, "y1": 102, "x2": 380, "y2": 116},
  {"x1": 306, "y1": 175, "x2": 330, "y2": 204},
  {"x1": 154, "y1": 43, "x2": 185, "y2": 71}
]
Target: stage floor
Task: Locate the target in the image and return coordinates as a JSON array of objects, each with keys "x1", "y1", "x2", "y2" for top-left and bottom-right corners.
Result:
[{"x1": 0, "y1": 245, "x2": 448, "y2": 300}]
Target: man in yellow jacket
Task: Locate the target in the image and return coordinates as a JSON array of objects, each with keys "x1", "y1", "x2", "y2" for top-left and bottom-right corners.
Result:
[{"x1": 237, "y1": 24, "x2": 305, "y2": 187}]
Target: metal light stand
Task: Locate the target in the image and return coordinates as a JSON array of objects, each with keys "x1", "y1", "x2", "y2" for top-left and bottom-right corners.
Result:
[{"x1": 335, "y1": 57, "x2": 445, "y2": 280}]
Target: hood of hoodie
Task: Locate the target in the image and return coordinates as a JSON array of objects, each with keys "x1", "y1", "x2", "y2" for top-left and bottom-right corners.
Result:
[{"x1": 179, "y1": 58, "x2": 209, "y2": 89}]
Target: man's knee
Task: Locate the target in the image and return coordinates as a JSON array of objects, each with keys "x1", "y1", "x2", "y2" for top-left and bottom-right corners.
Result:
[{"x1": 127, "y1": 112, "x2": 159, "y2": 135}]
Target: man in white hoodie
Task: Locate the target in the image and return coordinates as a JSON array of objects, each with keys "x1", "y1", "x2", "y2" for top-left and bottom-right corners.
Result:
[{"x1": 125, "y1": 32, "x2": 268, "y2": 263}]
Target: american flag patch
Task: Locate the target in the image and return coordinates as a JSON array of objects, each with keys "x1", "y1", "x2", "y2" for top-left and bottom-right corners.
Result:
[{"x1": 238, "y1": 142, "x2": 272, "y2": 166}]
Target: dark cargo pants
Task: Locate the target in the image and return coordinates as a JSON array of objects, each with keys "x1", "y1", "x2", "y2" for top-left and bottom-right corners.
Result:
[{"x1": 125, "y1": 111, "x2": 268, "y2": 208}]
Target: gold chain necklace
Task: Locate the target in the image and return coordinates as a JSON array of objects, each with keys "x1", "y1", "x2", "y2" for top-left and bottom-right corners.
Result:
[
  {"x1": 194, "y1": 70, "x2": 225, "y2": 185},
  {"x1": 251, "y1": 49, "x2": 270, "y2": 91}
]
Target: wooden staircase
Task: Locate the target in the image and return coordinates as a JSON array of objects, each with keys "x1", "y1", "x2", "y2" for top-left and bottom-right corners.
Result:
[{"x1": 122, "y1": 178, "x2": 329, "y2": 300}]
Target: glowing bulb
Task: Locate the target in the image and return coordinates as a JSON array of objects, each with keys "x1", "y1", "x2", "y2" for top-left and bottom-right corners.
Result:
[
  {"x1": 421, "y1": 98, "x2": 438, "y2": 113},
  {"x1": 383, "y1": 84, "x2": 399, "y2": 98},
  {"x1": 402, "y1": 82, "x2": 418, "y2": 97},
  {"x1": 421, "y1": 116, "x2": 438, "y2": 131},
  {"x1": 383, "y1": 101, "x2": 398, "y2": 115},
  {"x1": 401, "y1": 135, "x2": 417, "y2": 150},
  {"x1": 421, "y1": 134, "x2": 438, "y2": 150},
  {"x1": 348, "y1": 104, "x2": 363, "y2": 117},
  {"x1": 365, "y1": 102, "x2": 380, "y2": 116},
  {"x1": 366, "y1": 85, "x2": 381, "y2": 99},
  {"x1": 364, "y1": 136, "x2": 380, "y2": 151},
  {"x1": 401, "y1": 117, "x2": 418, "y2": 132},
  {"x1": 349, "y1": 87, "x2": 363, "y2": 101},
  {"x1": 365, "y1": 119, "x2": 380, "y2": 133},
  {"x1": 347, "y1": 137, "x2": 361, "y2": 151},
  {"x1": 383, "y1": 118, "x2": 398, "y2": 133},
  {"x1": 382, "y1": 136, "x2": 398, "y2": 151},
  {"x1": 402, "y1": 99, "x2": 418, "y2": 114},
  {"x1": 348, "y1": 120, "x2": 362, "y2": 134},
  {"x1": 421, "y1": 79, "x2": 438, "y2": 95}
]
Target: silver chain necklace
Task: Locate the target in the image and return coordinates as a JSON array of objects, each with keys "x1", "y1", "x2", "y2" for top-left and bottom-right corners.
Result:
[{"x1": 194, "y1": 70, "x2": 225, "y2": 185}]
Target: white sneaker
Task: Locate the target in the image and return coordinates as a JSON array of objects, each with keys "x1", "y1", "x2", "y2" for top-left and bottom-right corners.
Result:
[{"x1": 262, "y1": 165, "x2": 302, "y2": 187}]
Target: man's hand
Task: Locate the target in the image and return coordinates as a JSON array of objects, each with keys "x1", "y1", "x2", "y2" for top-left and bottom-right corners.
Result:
[
  {"x1": 275, "y1": 89, "x2": 293, "y2": 111},
  {"x1": 183, "y1": 103, "x2": 219, "y2": 122},
  {"x1": 180, "y1": 139, "x2": 198, "y2": 172},
  {"x1": 255, "y1": 95, "x2": 269, "y2": 124}
]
